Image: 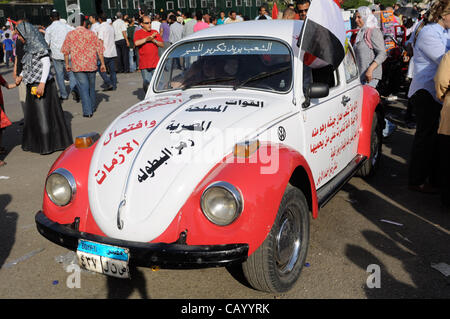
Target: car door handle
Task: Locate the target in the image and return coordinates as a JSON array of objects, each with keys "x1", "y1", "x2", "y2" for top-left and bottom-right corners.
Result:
[{"x1": 341, "y1": 95, "x2": 351, "y2": 106}]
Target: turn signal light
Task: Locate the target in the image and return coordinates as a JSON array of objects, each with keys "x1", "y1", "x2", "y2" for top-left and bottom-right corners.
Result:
[
  {"x1": 75, "y1": 132, "x2": 100, "y2": 149},
  {"x1": 233, "y1": 140, "x2": 260, "y2": 158}
]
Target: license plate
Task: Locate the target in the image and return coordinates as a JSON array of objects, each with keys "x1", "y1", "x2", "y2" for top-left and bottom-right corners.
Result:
[{"x1": 76, "y1": 240, "x2": 130, "y2": 279}]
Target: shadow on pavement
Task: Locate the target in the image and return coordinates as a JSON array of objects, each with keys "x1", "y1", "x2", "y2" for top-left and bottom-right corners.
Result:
[
  {"x1": 343, "y1": 156, "x2": 450, "y2": 298},
  {"x1": 106, "y1": 266, "x2": 150, "y2": 299},
  {"x1": 133, "y1": 88, "x2": 146, "y2": 101},
  {"x1": 0, "y1": 194, "x2": 18, "y2": 270}
]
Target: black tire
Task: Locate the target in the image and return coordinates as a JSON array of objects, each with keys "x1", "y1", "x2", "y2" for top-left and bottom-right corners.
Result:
[
  {"x1": 358, "y1": 110, "x2": 383, "y2": 178},
  {"x1": 242, "y1": 184, "x2": 310, "y2": 293}
]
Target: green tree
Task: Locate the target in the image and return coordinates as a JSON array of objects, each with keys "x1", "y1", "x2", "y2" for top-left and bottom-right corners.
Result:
[{"x1": 342, "y1": 0, "x2": 371, "y2": 10}]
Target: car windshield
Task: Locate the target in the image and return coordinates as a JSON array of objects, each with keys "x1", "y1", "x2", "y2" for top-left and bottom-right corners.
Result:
[{"x1": 154, "y1": 39, "x2": 293, "y2": 93}]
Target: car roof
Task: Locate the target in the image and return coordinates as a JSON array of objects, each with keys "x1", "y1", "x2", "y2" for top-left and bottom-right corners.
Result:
[{"x1": 184, "y1": 20, "x2": 305, "y2": 49}]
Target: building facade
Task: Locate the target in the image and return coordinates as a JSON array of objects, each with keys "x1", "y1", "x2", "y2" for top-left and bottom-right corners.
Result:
[
  {"x1": 53, "y1": 0, "x2": 264, "y2": 20},
  {"x1": 0, "y1": 2, "x2": 54, "y2": 27}
]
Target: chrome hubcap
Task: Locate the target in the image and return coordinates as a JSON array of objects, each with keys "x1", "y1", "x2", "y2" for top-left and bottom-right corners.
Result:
[{"x1": 275, "y1": 208, "x2": 301, "y2": 274}]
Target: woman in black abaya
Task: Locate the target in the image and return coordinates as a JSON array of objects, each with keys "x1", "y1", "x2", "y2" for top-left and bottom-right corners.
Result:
[{"x1": 15, "y1": 22, "x2": 72, "y2": 155}]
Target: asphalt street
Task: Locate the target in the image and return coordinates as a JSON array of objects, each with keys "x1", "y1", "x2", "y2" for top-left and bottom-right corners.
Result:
[{"x1": 0, "y1": 64, "x2": 449, "y2": 299}]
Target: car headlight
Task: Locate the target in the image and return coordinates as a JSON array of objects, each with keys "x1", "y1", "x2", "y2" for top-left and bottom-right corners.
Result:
[
  {"x1": 200, "y1": 181, "x2": 243, "y2": 226},
  {"x1": 45, "y1": 168, "x2": 76, "y2": 207}
]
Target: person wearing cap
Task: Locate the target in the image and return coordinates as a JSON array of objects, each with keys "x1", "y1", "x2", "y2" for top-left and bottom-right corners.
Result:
[
  {"x1": 61, "y1": 15, "x2": 107, "y2": 117},
  {"x1": 45, "y1": 10, "x2": 80, "y2": 102}
]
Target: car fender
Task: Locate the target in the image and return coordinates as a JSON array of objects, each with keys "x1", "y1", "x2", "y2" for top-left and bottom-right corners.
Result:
[
  {"x1": 152, "y1": 143, "x2": 318, "y2": 255},
  {"x1": 357, "y1": 85, "x2": 380, "y2": 158},
  {"x1": 42, "y1": 143, "x2": 105, "y2": 236}
]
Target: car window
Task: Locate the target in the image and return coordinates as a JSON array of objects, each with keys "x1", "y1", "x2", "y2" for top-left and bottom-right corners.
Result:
[
  {"x1": 343, "y1": 48, "x2": 358, "y2": 83},
  {"x1": 303, "y1": 63, "x2": 340, "y2": 93},
  {"x1": 154, "y1": 39, "x2": 292, "y2": 93}
]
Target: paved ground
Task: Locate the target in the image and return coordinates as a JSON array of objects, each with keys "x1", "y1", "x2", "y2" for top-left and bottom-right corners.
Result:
[{"x1": 0, "y1": 64, "x2": 449, "y2": 299}]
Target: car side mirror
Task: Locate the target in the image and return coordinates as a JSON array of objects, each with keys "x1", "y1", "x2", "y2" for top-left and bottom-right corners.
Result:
[{"x1": 302, "y1": 83, "x2": 330, "y2": 108}]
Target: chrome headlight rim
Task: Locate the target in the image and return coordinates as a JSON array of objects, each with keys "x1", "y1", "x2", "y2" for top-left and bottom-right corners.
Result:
[
  {"x1": 200, "y1": 181, "x2": 243, "y2": 226},
  {"x1": 45, "y1": 168, "x2": 76, "y2": 207}
]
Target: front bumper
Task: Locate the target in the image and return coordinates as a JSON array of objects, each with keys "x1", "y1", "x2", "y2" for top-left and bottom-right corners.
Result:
[{"x1": 35, "y1": 211, "x2": 249, "y2": 269}]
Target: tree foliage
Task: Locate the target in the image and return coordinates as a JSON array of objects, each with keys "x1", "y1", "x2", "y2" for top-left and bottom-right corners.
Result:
[{"x1": 342, "y1": 0, "x2": 398, "y2": 10}]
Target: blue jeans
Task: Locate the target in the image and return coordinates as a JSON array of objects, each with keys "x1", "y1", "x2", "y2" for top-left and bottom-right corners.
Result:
[
  {"x1": 141, "y1": 68, "x2": 155, "y2": 92},
  {"x1": 52, "y1": 59, "x2": 79, "y2": 99},
  {"x1": 73, "y1": 71, "x2": 96, "y2": 116},
  {"x1": 98, "y1": 57, "x2": 117, "y2": 89}
]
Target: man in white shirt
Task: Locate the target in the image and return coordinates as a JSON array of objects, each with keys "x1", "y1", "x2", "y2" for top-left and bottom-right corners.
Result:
[
  {"x1": 89, "y1": 15, "x2": 100, "y2": 36},
  {"x1": 169, "y1": 15, "x2": 184, "y2": 70},
  {"x1": 45, "y1": 10, "x2": 79, "y2": 101},
  {"x1": 97, "y1": 13, "x2": 118, "y2": 90},
  {"x1": 112, "y1": 12, "x2": 130, "y2": 73},
  {"x1": 255, "y1": 6, "x2": 272, "y2": 20},
  {"x1": 224, "y1": 11, "x2": 243, "y2": 24},
  {"x1": 183, "y1": 12, "x2": 197, "y2": 38},
  {"x1": 151, "y1": 14, "x2": 161, "y2": 32},
  {"x1": 169, "y1": 15, "x2": 183, "y2": 44}
]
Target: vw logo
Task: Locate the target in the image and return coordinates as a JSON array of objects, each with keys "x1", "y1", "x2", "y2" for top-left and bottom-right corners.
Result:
[{"x1": 278, "y1": 126, "x2": 286, "y2": 141}]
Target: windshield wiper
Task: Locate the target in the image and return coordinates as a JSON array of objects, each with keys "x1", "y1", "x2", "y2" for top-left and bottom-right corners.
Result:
[
  {"x1": 181, "y1": 77, "x2": 237, "y2": 90},
  {"x1": 233, "y1": 66, "x2": 291, "y2": 90}
]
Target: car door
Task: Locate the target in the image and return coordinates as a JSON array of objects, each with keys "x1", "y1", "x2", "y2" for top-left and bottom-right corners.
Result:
[
  {"x1": 298, "y1": 61, "x2": 352, "y2": 189},
  {"x1": 341, "y1": 46, "x2": 364, "y2": 158}
]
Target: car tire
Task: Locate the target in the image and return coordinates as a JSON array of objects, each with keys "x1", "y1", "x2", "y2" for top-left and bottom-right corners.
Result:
[
  {"x1": 242, "y1": 184, "x2": 310, "y2": 293},
  {"x1": 358, "y1": 110, "x2": 382, "y2": 178}
]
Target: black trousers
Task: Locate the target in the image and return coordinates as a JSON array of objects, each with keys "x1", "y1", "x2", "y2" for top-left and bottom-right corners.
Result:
[
  {"x1": 115, "y1": 39, "x2": 129, "y2": 73},
  {"x1": 438, "y1": 134, "x2": 450, "y2": 206},
  {"x1": 408, "y1": 89, "x2": 442, "y2": 186}
]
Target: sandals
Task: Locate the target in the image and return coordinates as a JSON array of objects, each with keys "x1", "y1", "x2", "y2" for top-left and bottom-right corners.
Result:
[{"x1": 0, "y1": 160, "x2": 6, "y2": 167}]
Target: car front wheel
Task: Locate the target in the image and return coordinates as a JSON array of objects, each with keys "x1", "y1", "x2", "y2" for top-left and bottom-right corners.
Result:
[{"x1": 242, "y1": 184, "x2": 310, "y2": 293}]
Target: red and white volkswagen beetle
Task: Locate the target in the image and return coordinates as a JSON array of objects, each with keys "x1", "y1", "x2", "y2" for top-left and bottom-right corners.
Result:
[{"x1": 35, "y1": 20, "x2": 381, "y2": 293}]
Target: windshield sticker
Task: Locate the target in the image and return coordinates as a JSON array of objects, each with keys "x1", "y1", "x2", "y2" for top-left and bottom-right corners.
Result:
[
  {"x1": 173, "y1": 40, "x2": 289, "y2": 58},
  {"x1": 180, "y1": 42, "x2": 273, "y2": 57}
]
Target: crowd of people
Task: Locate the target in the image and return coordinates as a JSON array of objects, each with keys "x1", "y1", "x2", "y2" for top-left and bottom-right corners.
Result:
[
  {"x1": 351, "y1": 0, "x2": 449, "y2": 209},
  {"x1": 0, "y1": 0, "x2": 448, "y2": 209}
]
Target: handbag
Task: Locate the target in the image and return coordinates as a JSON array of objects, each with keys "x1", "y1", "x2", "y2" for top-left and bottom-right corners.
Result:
[{"x1": 0, "y1": 107, "x2": 12, "y2": 129}]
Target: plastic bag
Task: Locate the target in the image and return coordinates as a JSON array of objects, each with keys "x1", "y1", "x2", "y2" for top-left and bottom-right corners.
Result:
[{"x1": 0, "y1": 108, "x2": 12, "y2": 129}]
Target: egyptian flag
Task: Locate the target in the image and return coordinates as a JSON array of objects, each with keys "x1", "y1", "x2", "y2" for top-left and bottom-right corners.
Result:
[
  {"x1": 7, "y1": 18, "x2": 17, "y2": 31},
  {"x1": 299, "y1": 0, "x2": 347, "y2": 70}
]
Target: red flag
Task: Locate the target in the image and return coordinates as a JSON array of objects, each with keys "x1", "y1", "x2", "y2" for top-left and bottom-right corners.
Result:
[{"x1": 272, "y1": 2, "x2": 279, "y2": 19}]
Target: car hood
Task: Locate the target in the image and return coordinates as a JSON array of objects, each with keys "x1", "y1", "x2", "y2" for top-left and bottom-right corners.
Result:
[{"x1": 88, "y1": 91, "x2": 292, "y2": 242}]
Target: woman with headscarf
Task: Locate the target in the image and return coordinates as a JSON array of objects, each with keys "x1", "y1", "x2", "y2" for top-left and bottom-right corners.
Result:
[
  {"x1": 353, "y1": 6, "x2": 397, "y2": 138},
  {"x1": 15, "y1": 21, "x2": 73, "y2": 155},
  {"x1": 353, "y1": 6, "x2": 386, "y2": 87}
]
